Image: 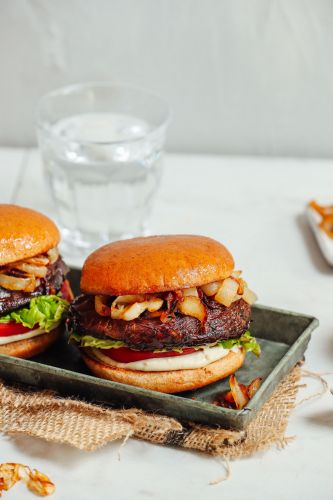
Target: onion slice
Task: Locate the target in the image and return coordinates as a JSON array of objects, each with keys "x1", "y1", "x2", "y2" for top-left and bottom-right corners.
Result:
[
  {"x1": 214, "y1": 278, "x2": 239, "y2": 307},
  {"x1": 12, "y1": 262, "x2": 48, "y2": 278},
  {"x1": 113, "y1": 294, "x2": 146, "y2": 305},
  {"x1": 146, "y1": 297, "x2": 164, "y2": 312},
  {"x1": 200, "y1": 281, "x2": 221, "y2": 297},
  {"x1": 242, "y1": 287, "x2": 258, "y2": 305},
  {"x1": 120, "y1": 302, "x2": 149, "y2": 321},
  {"x1": 0, "y1": 249, "x2": 55, "y2": 292},
  {"x1": 111, "y1": 295, "x2": 163, "y2": 320},
  {"x1": 0, "y1": 273, "x2": 37, "y2": 292},
  {"x1": 95, "y1": 295, "x2": 111, "y2": 316},
  {"x1": 25, "y1": 256, "x2": 49, "y2": 266},
  {"x1": 47, "y1": 247, "x2": 59, "y2": 264},
  {"x1": 177, "y1": 296, "x2": 206, "y2": 322},
  {"x1": 182, "y1": 287, "x2": 199, "y2": 297}
]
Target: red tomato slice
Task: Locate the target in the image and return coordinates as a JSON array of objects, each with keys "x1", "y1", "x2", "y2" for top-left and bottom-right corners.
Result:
[
  {"x1": 0, "y1": 322, "x2": 33, "y2": 337},
  {"x1": 60, "y1": 280, "x2": 74, "y2": 302},
  {"x1": 103, "y1": 346, "x2": 197, "y2": 363}
]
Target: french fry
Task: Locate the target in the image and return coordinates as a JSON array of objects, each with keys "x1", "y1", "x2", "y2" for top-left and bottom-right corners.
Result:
[
  {"x1": 247, "y1": 377, "x2": 262, "y2": 399},
  {"x1": 229, "y1": 374, "x2": 249, "y2": 410},
  {"x1": 213, "y1": 375, "x2": 262, "y2": 409},
  {"x1": 309, "y1": 200, "x2": 333, "y2": 238},
  {"x1": 0, "y1": 463, "x2": 55, "y2": 497}
]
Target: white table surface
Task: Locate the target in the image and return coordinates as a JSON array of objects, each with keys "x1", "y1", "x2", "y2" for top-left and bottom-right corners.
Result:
[{"x1": 0, "y1": 149, "x2": 333, "y2": 500}]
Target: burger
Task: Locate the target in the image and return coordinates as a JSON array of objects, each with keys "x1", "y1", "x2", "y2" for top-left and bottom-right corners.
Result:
[
  {"x1": 68, "y1": 235, "x2": 260, "y2": 393},
  {"x1": 0, "y1": 204, "x2": 73, "y2": 358}
]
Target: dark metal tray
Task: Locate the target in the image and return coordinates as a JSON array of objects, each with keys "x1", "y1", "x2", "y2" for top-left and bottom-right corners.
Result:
[{"x1": 0, "y1": 302, "x2": 318, "y2": 430}]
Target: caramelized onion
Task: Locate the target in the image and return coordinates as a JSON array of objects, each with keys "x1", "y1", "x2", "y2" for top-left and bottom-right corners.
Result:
[
  {"x1": 235, "y1": 277, "x2": 245, "y2": 295},
  {"x1": 146, "y1": 297, "x2": 164, "y2": 312},
  {"x1": 47, "y1": 247, "x2": 59, "y2": 264},
  {"x1": 147, "y1": 310, "x2": 163, "y2": 318},
  {"x1": 107, "y1": 270, "x2": 257, "y2": 321},
  {"x1": 200, "y1": 281, "x2": 221, "y2": 296},
  {"x1": 113, "y1": 294, "x2": 146, "y2": 305},
  {"x1": 110, "y1": 304, "x2": 125, "y2": 320},
  {"x1": 13, "y1": 262, "x2": 48, "y2": 278},
  {"x1": 25, "y1": 256, "x2": 49, "y2": 266},
  {"x1": 242, "y1": 287, "x2": 258, "y2": 305},
  {"x1": 120, "y1": 302, "x2": 148, "y2": 321},
  {"x1": 182, "y1": 287, "x2": 199, "y2": 297},
  {"x1": 95, "y1": 295, "x2": 111, "y2": 316},
  {"x1": 0, "y1": 249, "x2": 54, "y2": 292},
  {"x1": 111, "y1": 296, "x2": 163, "y2": 320},
  {"x1": 177, "y1": 296, "x2": 206, "y2": 322},
  {"x1": 214, "y1": 278, "x2": 239, "y2": 307},
  {"x1": 0, "y1": 273, "x2": 37, "y2": 292}
]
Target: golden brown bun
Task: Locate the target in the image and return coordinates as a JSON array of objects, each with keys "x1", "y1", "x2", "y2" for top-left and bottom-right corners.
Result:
[
  {"x1": 0, "y1": 327, "x2": 62, "y2": 359},
  {"x1": 0, "y1": 204, "x2": 60, "y2": 266},
  {"x1": 81, "y1": 235, "x2": 234, "y2": 295},
  {"x1": 81, "y1": 347, "x2": 245, "y2": 393}
]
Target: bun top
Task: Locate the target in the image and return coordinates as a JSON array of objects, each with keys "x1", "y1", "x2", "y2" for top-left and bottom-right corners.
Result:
[
  {"x1": 81, "y1": 235, "x2": 234, "y2": 296},
  {"x1": 0, "y1": 204, "x2": 60, "y2": 266}
]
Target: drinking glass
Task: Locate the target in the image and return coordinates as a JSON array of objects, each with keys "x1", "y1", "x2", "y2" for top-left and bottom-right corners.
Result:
[{"x1": 36, "y1": 82, "x2": 171, "y2": 267}]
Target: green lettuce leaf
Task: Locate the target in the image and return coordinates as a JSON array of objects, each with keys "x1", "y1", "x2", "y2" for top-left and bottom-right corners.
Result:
[
  {"x1": 70, "y1": 330, "x2": 261, "y2": 356},
  {"x1": 216, "y1": 331, "x2": 261, "y2": 356},
  {"x1": 0, "y1": 295, "x2": 69, "y2": 332},
  {"x1": 69, "y1": 332, "x2": 126, "y2": 349}
]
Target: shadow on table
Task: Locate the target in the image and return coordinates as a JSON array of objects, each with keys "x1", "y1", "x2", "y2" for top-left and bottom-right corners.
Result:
[
  {"x1": 8, "y1": 434, "x2": 121, "y2": 467},
  {"x1": 325, "y1": 335, "x2": 333, "y2": 363},
  {"x1": 305, "y1": 409, "x2": 333, "y2": 429},
  {"x1": 296, "y1": 214, "x2": 333, "y2": 275}
]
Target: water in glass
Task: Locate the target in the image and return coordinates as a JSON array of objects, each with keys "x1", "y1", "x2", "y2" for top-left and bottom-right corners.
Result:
[{"x1": 42, "y1": 112, "x2": 163, "y2": 256}]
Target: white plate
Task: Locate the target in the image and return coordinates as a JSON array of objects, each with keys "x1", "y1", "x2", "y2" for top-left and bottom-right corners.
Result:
[{"x1": 306, "y1": 205, "x2": 333, "y2": 266}]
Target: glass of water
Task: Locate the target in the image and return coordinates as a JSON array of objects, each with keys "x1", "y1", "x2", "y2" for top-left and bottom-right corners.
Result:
[{"x1": 36, "y1": 82, "x2": 171, "y2": 267}]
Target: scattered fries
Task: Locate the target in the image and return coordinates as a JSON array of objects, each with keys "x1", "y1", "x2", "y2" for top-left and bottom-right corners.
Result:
[
  {"x1": 309, "y1": 200, "x2": 333, "y2": 239},
  {"x1": 229, "y1": 374, "x2": 249, "y2": 409},
  {"x1": 0, "y1": 463, "x2": 55, "y2": 497},
  {"x1": 213, "y1": 374, "x2": 262, "y2": 410}
]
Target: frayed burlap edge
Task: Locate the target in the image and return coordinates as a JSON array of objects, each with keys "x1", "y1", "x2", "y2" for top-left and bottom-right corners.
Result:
[{"x1": 0, "y1": 365, "x2": 301, "y2": 457}]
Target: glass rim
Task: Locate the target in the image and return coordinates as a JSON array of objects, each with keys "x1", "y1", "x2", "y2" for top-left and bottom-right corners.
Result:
[{"x1": 35, "y1": 81, "x2": 172, "y2": 146}]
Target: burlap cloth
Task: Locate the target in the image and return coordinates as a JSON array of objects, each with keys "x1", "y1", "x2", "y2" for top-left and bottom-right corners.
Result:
[{"x1": 0, "y1": 366, "x2": 301, "y2": 457}]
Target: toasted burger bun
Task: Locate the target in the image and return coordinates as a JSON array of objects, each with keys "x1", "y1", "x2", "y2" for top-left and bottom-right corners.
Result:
[
  {"x1": 0, "y1": 204, "x2": 60, "y2": 266},
  {"x1": 0, "y1": 327, "x2": 62, "y2": 359},
  {"x1": 81, "y1": 347, "x2": 245, "y2": 393},
  {"x1": 81, "y1": 235, "x2": 234, "y2": 296}
]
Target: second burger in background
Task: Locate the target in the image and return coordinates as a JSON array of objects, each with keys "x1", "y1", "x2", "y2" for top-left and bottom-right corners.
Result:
[
  {"x1": 0, "y1": 204, "x2": 73, "y2": 358},
  {"x1": 68, "y1": 235, "x2": 260, "y2": 393}
]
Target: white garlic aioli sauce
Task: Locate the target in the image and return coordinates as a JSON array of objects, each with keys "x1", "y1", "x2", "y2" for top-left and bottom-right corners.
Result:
[{"x1": 91, "y1": 345, "x2": 240, "y2": 372}]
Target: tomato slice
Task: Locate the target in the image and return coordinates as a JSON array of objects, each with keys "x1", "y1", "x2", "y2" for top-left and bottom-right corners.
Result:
[
  {"x1": 60, "y1": 280, "x2": 74, "y2": 302},
  {"x1": 103, "y1": 346, "x2": 197, "y2": 363},
  {"x1": 0, "y1": 322, "x2": 33, "y2": 337}
]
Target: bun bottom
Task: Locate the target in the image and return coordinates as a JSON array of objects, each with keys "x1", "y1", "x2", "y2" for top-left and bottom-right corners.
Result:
[
  {"x1": 81, "y1": 347, "x2": 246, "y2": 393},
  {"x1": 0, "y1": 327, "x2": 62, "y2": 359}
]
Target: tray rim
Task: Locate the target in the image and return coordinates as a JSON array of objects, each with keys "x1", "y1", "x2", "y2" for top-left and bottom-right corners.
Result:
[{"x1": 0, "y1": 303, "x2": 319, "y2": 426}]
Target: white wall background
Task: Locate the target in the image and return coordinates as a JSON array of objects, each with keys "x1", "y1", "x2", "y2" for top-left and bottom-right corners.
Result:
[{"x1": 1, "y1": 0, "x2": 333, "y2": 156}]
